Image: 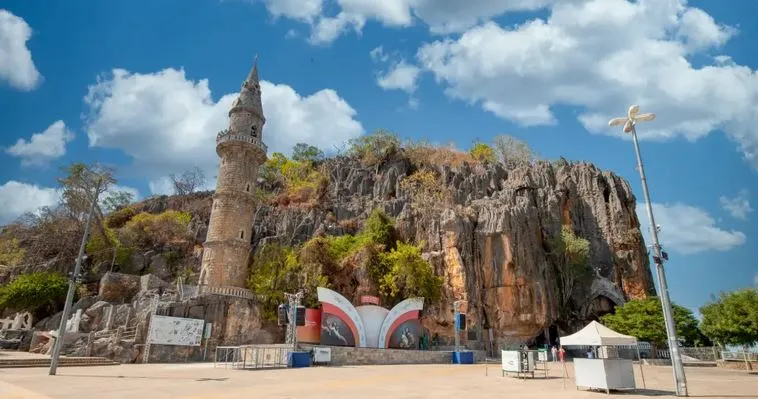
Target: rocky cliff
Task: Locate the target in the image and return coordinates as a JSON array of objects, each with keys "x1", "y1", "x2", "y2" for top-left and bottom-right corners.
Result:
[{"x1": 138, "y1": 153, "x2": 654, "y2": 347}]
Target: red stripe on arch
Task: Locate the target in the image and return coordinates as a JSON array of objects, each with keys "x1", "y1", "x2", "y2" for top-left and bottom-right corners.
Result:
[
  {"x1": 321, "y1": 303, "x2": 359, "y2": 346},
  {"x1": 384, "y1": 310, "x2": 420, "y2": 348}
]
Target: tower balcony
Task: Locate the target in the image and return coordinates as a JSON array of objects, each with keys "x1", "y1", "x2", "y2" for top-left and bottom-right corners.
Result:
[{"x1": 216, "y1": 129, "x2": 268, "y2": 153}]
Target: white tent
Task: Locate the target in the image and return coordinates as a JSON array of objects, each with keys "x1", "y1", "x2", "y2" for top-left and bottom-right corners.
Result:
[
  {"x1": 559, "y1": 320, "x2": 637, "y2": 347},
  {"x1": 559, "y1": 321, "x2": 645, "y2": 393}
]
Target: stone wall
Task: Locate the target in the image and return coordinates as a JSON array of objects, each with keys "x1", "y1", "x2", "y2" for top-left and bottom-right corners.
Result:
[{"x1": 300, "y1": 344, "x2": 485, "y2": 366}]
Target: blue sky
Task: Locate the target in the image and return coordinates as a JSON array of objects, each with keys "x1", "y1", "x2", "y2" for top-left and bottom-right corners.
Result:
[{"x1": 1, "y1": 0, "x2": 756, "y2": 316}]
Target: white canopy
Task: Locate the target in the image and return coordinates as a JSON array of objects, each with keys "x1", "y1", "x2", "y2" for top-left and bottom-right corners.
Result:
[{"x1": 559, "y1": 321, "x2": 637, "y2": 346}]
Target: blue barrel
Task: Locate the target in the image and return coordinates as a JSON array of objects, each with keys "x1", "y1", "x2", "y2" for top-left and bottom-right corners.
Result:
[
  {"x1": 452, "y1": 351, "x2": 474, "y2": 364},
  {"x1": 287, "y1": 351, "x2": 311, "y2": 368}
]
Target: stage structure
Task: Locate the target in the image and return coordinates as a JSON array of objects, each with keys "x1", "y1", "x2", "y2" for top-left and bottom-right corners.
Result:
[
  {"x1": 315, "y1": 287, "x2": 424, "y2": 349},
  {"x1": 560, "y1": 321, "x2": 646, "y2": 394}
]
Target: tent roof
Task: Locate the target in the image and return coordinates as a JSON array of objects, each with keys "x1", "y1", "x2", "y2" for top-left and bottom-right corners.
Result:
[{"x1": 559, "y1": 321, "x2": 637, "y2": 346}]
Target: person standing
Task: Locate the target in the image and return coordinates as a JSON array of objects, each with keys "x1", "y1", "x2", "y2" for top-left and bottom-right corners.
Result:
[
  {"x1": 551, "y1": 345, "x2": 558, "y2": 362},
  {"x1": 559, "y1": 346, "x2": 566, "y2": 362}
]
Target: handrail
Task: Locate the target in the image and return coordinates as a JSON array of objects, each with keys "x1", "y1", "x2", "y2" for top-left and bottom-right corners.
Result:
[{"x1": 216, "y1": 130, "x2": 267, "y2": 152}]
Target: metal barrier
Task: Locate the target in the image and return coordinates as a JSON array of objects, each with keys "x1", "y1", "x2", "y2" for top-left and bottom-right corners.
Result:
[
  {"x1": 722, "y1": 351, "x2": 758, "y2": 362},
  {"x1": 214, "y1": 345, "x2": 291, "y2": 369}
]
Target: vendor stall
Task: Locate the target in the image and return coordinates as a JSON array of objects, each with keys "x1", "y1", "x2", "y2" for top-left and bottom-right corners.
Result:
[{"x1": 560, "y1": 321, "x2": 645, "y2": 394}]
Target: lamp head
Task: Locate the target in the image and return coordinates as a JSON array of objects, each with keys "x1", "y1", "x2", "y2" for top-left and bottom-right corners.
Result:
[
  {"x1": 623, "y1": 119, "x2": 634, "y2": 133},
  {"x1": 628, "y1": 105, "x2": 640, "y2": 119}
]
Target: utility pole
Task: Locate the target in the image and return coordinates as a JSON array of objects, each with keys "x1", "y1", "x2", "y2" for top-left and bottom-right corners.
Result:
[
  {"x1": 50, "y1": 179, "x2": 103, "y2": 376},
  {"x1": 609, "y1": 106, "x2": 688, "y2": 396}
]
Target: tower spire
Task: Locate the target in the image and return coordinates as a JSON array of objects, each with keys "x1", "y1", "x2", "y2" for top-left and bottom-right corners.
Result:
[{"x1": 246, "y1": 55, "x2": 259, "y2": 85}]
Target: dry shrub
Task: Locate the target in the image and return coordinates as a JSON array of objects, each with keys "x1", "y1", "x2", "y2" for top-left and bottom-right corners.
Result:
[
  {"x1": 400, "y1": 168, "x2": 452, "y2": 208},
  {"x1": 338, "y1": 218, "x2": 361, "y2": 234},
  {"x1": 404, "y1": 141, "x2": 476, "y2": 168},
  {"x1": 122, "y1": 210, "x2": 192, "y2": 248}
]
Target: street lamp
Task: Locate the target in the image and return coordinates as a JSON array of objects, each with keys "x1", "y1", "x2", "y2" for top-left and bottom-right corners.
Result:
[{"x1": 609, "y1": 105, "x2": 688, "y2": 397}]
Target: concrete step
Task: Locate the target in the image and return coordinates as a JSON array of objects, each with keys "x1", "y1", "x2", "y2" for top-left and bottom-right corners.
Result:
[{"x1": 0, "y1": 356, "x2": 119, "y2": 368}]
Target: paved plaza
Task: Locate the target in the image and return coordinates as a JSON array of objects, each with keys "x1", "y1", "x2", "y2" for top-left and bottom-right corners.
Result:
[{"x1": 0, "y1": 361, "x2": 756, "y2": 399}]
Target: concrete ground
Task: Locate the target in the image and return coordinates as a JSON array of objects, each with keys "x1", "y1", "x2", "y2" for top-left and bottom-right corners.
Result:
[{"x1": 0, "y1": 361, "x2": 756, "y2": 399}]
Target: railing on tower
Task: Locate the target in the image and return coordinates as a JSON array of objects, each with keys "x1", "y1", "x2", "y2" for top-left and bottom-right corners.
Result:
[{"x1": 216, "y1": 129, "x2": 267, "y2": 153}]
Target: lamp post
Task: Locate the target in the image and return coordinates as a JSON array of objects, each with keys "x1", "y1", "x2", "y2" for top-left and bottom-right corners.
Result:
[
  {"x1": 609, "y1": 105, "x2": 688, "y2": 397},
  {"x1": 49, "y1": 178, "x2": 103, "y2": 376}
]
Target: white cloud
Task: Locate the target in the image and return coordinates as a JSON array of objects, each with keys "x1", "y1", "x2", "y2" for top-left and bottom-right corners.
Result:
[
  {"x1": 261, "y1": 0, "x2": 323, "y2": 22},
  {"x1": 6, "y1": 120, "x2": 74, "y2": 167},
  {"x1": 719, "y1": 189, "x2": 753, "y2": 220},
  {"x1": 261, "y1": 0, "x2": 556, "y2": 43},
  {"x1": 82, "y1": 67, "x2": 364, "y2": 194},
  {"x1": 637, "y1": 203, "x2": 746, "y2": 255},
  {"x1": 0, "y1": 9, "x2": 42, "y2": 90},
  {"x1": 370, "y1": 46, "x2": 422, "y2": 108},
  {"x1": 415, "y1": 0, "x2": 758, "y2": 169},
  {"x1": 377, "y1": 61, "x2": 421, "y2": 93},
  {"x1": 0, "y1": 181, "x2": 60, "y2": 225}
]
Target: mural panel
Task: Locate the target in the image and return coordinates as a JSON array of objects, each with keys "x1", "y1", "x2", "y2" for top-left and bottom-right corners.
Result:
[
  {"x1": 320, "y1": 312, "x2": 355, "y2": 347},
  {"x1": 387, "y1": 319, "x2": 422, "y2": 349}
]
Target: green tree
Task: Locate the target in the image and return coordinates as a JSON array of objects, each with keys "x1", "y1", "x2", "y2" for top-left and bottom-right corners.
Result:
[
  {"x1": 0, "y1": 272, "x2": 70, "y2": 319},
  {"x1": 379, "y1": 241, "x2": 442, "y2": 305},
  {"x1": 348, "y1": 129, "x2": 401, "y2": 166},
  {"x1": 601, "y1": 297, "x2": 702, "y2": 347},
  {"x1": 58, "y1": 162, "x2": 114, "y2": 218},
  {"x1": 248, "y1": 244, "x2": 327, "y2": 320},
  {"x1": 550, "y1": 226, "x2": 591, "y2": 306},
  {"x1": 292, "y1": 143, "x2": 325, "y2": 163},
  {"x1": 700, "y1": 288, "x2": 758, "y2": 347},
  {"x1": 469, "y1": 141, "x2": 496, "y2": 163},
  {"x1": 102, "y1": 190, "x2": 134, "y2": 213},
  {"x1": 362, "y1": 208, "x2": 395, "y2": 249}
]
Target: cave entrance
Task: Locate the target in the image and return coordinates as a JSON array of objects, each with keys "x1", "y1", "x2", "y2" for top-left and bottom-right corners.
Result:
[
  {"x1": 586, "y1": 295, "x2": 617, "y2": 322},
  {"x1": 532, "y1": 324, "x2": 560, "y2": 348}
]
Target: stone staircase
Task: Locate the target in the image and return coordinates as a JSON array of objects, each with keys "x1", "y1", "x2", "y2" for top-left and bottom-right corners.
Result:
[{"x1": 0, "y1": 356, "x2": 119, "y2": 368}]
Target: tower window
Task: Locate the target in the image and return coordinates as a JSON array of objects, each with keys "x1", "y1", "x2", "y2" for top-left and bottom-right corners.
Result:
[
  {"x1": 239, "y1": 230, "x2": 245, "y2": 240},
  {"x1": 250, "y1": 125, "x2": 257, "y2": 137},
  {"x1": 245, "y1": 183, "x2": 251, "y2": 192}
]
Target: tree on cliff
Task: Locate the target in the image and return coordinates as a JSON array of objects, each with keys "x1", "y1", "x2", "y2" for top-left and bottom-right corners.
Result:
[
  {"x1": 551, "y1": 226, "x2": 592, "y2": 306},
  {"x1": 169, "y1": 167, "x2": 206, "y2": 195},
  {"x1": 58, "y1": 162, "x2": 115, "y2": 219},
  {"x1": 469, "y1": 141, "x2": 497, "y2": 163},
  {"x1": 601, "y1": 297, "x2": 705, "y2": 347},
  {"x1": 292, "y1": 143, "x2": 325, "y2": 163},
  {"x1": 699, "y1": 288, "x2": 758, "y2": 347},
  {"x1": 493, "y1": 135, "x2": 535, "y2": 168}
]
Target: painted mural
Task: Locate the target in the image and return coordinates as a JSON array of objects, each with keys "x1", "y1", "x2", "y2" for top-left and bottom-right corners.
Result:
[{"x1": 316, "y1": 287, "x2": 424, "y2": 349}]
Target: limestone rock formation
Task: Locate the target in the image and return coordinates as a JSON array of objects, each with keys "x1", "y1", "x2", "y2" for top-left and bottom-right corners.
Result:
[
  {"x1": 130, "y1": 155, "x2": 653, "y2": 348},
  {"x1": 247, "y1": 157, "x2": 654, "y2": 346}
]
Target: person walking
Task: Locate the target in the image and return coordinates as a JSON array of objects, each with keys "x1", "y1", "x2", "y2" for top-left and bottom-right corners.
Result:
[{"x1": 558, "y1": 346, "x2": 566, "y2": 362}]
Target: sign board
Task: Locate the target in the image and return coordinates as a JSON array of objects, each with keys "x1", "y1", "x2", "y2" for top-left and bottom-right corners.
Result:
[
  {"x1": 313, "y1": 347, "x2": 332, "y2": 363},
  {"x1": 147, "y1": 315, "x2": 204, "y2": 346},
  {"x1": 537, "y1": 350, "x2": 548, "y2": 362},
  {"x1": 501, "y1": 350, "x2": 521, "y2": 372}
]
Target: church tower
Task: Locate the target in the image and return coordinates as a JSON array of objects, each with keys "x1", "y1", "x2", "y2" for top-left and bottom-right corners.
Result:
[{"x1": 199, "y1": 59, "x2": 267, "y2": 297}]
